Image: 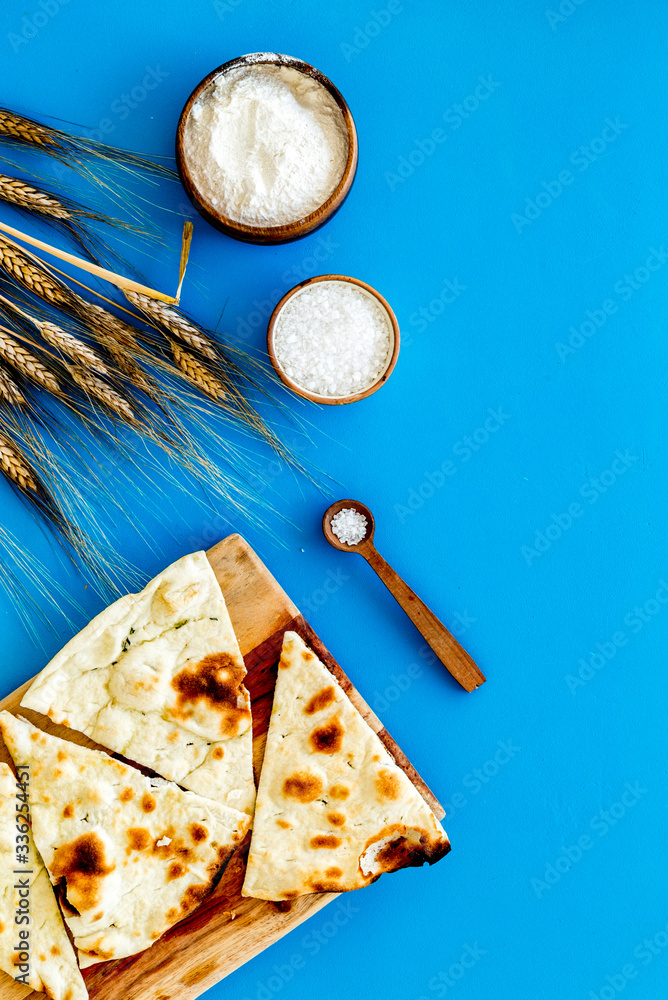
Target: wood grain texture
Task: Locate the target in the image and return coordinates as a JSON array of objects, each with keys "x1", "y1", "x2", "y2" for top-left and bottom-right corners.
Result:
[
  {"x1": 322, "y1": 499, "x2": 485, "y2": 693},
  {"x1": 362, "y1": 544, "x2": 486, "y2": 693},
  {"x1": 0, "y1": 533, "x2": 444, "y2": 1000}
]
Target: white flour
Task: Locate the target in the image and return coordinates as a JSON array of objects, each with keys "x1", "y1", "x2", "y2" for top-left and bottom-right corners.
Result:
[{"x1": 184, "y1": 63, "x2": 349, "y2": 227}]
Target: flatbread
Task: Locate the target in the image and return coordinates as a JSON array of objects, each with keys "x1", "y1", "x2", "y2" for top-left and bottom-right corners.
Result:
[
  {"x1": 242, "y1": 631, "x2": 450, "y2": 900},
  {"x1": 0, "y1": 762, "x2": 87, "y2": 1000},
  {"x1": 0, "y1": 713, "x2": 250, "y2": 967},
  {"x1": 21, "y1": 551, "x2": 255, "y2": 816}
]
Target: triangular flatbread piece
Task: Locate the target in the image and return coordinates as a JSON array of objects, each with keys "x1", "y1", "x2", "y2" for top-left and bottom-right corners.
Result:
[
  {"x1": 0, "y1": 762, "x2": 88, "y2": 1000},
  {"x1": 242, "y1": 632, "x2": 450, "y2": 900},
  {"x1": 0, "y1": 713, "x2": 250, "y2": 967},
  {"x1": 21, "y1": 551, "x2": 254, "y2": 816}
]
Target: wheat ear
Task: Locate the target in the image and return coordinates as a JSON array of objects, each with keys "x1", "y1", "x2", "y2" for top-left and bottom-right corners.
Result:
[
  {"x1": 0, "y1": 109, "x2": 60, "y2": 148},
  {"x1": 0, "y1": 432, "x2": 41, "y2": 491},
  {"x1": 0, "y1": 326, "x2": 60, "y2": 392},
  {"x1": 73, "y1": 299, "x2": 161, "y2": 398},
  {"x1": 0, "y1": 241, "x2": 153, "y2": 395},
  {"x1": 0, "y1": 425, "x2": 75, "y2": 540},
  {"x1": 0, "y1": 368, "x2": 25, "y2": 405},
  {"x1": 67, "y1": 365, "x2": 137, "y2": 424},
  {"x1": 170, "y1": 341, "x2": 228, "y2": 401},
  {"x1": 0, "y1": 235, "x2": 76, "y2": 309},
  {"x1": 125, "y1": 291, "x2": 217, "y2": 359},
  {"x1": 0, "y1": 174, "x2": 71, "y2": 219},
  {"x1": 0, "y1": 293, "x2": 115, "y2": 380},
  {"x1": 76, "y1": 298, "x2": 142, "y2": 352},
  {"x1": 0, "y1": 108, "x2": 176, "y2": 186},
  {"x1": 38, "y1": 321, "x2": 110, "y2": 376}
]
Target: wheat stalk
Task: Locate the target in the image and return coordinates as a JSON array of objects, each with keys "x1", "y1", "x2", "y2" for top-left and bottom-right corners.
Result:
[
  {"x1": 0, "y1": 241, "x2": 213, "y2": 402},
  {"x1": 0, "y1": 243, "x2": 155, "y2": 394},
  {"x1": 0, "y1": 291, "x2": 136, "y2": 394},
  {"x1": 0, "y1": 108, "x2": 175, "y2": 180},
  {"x1": 0, "y1": 422, "x2": 84, "y2": 557},
  {"x1": 0, "y1": 368, "x2": 25, "y2": 405},
  {"x1": 125, "y1": 291, "x2": 216, "y2": 359},
  {"x1": 0, "y1": 174, "x2": 71, "y2": 219},
  {"x1": 38, "y1": 320, "x2": 109, "y2": 376},
  {"x1": 0, "y1": 173, "x2": 127, "y2": 264},
  {"x1": 170, "y1": 341, "x2": 228, "y2": 401},
  {"x1": 68, "y1": 365, "x2": 137, "y2": 424},
  {"x1": 0, "y1": 326, "x2": 60, "y2": 392},
  {"x1": 0, "y1": 109, "x2": 60, "y2": 148},
  {"x1": 0, "y1": 432, "x2": 41, "y2": 492},
  {"x1": 0, "y1": 235, "x2": 76, "y2": 309},
  {"x1": 77, "y1": 298, "x2": 142, "y2": 352},
  {"x1": 73, "y1": 299, "x2": 162, "y2": 398}
]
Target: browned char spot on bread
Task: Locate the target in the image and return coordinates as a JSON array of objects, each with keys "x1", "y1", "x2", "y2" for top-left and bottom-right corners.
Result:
[
  {"x1": 359, "y1": 824, "x2": 451, "y2": 877},
  {"x1": 329, "y1": 784, "x2": 350, "y2": 800},
  {"x1": 310, "y1": 716, "x2": 344, "y2": 754},
  {"x1": 375, "y1": 769, "x2": 401, "y2": 801},
  {"x1": 283, "y1": 771, "x2": 323, "y2": 803},
  {"x1": 307, "y1": 878, "x2": 342, "y2": 892},
  {"x1": 310, "y1": 835, "x2": 341, "y2": 849},
  {"x1": 50, "y1": 832, "x2": 115, "y2": 912},
  {"x1": 127, "y1": 828, "x2": 151, "y2": 852},
  {"x1": 304, "y1": 686, "x2": 336, "y2": 715},
  {"x1": 180, "y1": 882, "x2": 210, "y2": 913},
  {"x1": 170, "y1": 653, "x2": 250, "y2": 737}
]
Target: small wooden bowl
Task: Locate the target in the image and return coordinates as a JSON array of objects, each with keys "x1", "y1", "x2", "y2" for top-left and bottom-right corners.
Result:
[
  {"x1": 175, "y1": 52, "x2": 358, "y2": 245},
  {"x1": 266, "y1": 274, "x2": 400, "y2": 405}
]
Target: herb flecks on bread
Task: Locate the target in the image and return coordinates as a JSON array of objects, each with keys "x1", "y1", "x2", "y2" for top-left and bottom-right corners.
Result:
[
  {"x1": 242, "y1": 632, "x2": 450, "y2": 900},
  {"x1": 0, "y1": 712, "x2": 250, "y2": 967},
  {"x1": 21, "y1": 551, "x2": 255, "y2": 816}
]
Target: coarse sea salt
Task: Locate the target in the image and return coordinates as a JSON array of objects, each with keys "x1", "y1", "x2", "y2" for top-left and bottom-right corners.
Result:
[
  {"x1": 183, "y1": 63, "x2": 349, "y2": 227},
  {"x1": 330, "y1": 507, "x2": 368, "y2": 545},
  {"x1": 272, "y1": 280, "x2": 393, "y2": 398}
]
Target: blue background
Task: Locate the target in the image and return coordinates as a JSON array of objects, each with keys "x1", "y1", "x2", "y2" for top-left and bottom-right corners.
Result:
[{"x1": 1, "y1": 1, "x2": 667, "y2": 998}]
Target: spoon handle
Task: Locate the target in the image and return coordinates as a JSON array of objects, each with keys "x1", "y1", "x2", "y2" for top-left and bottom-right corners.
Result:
[{"x1": 361, "y1": 543, "x2": 486, "y2": 692}]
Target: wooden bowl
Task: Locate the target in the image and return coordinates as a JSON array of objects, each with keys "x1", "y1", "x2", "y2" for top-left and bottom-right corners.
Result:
[
  {"x1": 175, "y1": 52, "x2": 358, "y2": 245},
  {"x1": 266, "y1": 274, "x2": 400, "y2": 405}
]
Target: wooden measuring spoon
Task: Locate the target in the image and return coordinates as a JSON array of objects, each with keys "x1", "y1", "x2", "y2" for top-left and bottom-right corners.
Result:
[{"x1": 322, "y1": 499, "x2": 486, "y2": 692}]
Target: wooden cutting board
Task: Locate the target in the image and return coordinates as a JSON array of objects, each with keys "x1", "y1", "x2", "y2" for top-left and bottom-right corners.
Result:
[{"x1": 0, "y1": 534, "x2": 445, "y2": 1000}]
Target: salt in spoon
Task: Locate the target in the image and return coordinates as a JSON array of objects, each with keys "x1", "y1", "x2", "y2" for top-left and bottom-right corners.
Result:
[{"x1": 322, "y1": 499, "x2": 486, "y2": 692}]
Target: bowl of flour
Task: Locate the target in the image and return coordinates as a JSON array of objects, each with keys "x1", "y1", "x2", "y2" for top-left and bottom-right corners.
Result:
[
  {"x1": 176, "y1": 53, "x2": 358, "y2": 244},
  {"x1": 267, "y1": 275, "x2": 400, "y2": 405}
]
